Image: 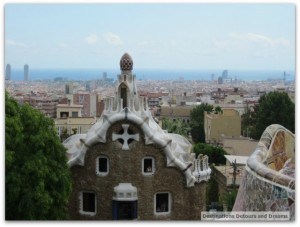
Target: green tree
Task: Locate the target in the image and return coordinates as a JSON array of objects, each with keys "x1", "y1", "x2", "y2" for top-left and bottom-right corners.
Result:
[
  {"x1": 214, "y1": 106, "x2": 223, "y2": 114},
  {"x1": 190, "y1": 103, "x2": 214, "y2": 125},
  {"x1": 72, "y1": 128, "x2": 78, "y2": 135},
  {"x1": 193, "y1": 143, "x2": 227, "y2": 165},
  {"x1": 190, "y1": 103, "x2": 214, "y2": 143},
  {"x1": 221, "y1": 189, "x2": 238, "y2": 211},
  {"x1": 190, "y1": 126, "x2": 205, "y2": 144},
  {"x1": 206, "y1": 172, "x2": 219, "y2": 206},
  {"x1": 60, "y1": 127, "x2": 70, "y2": 142},
  {"x1": 251, "y1": 91, "x2": 295, "y2": 139},
  {"x1": 162, "y1": 118, "x2": 189, "y2": 137},
  {"x1": 241, "y1": 104, "x2": 255, "y2": 137},
  {"x1": 5, "y1": 91, "x2": 72, "y2": 220}
]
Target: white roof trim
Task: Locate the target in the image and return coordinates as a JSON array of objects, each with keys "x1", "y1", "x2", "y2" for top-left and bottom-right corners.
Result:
[{"x1": 64, "y1": 54, "x2": 211, "y2": 187}]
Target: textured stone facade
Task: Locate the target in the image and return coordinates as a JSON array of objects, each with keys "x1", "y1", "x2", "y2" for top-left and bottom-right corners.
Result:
[
  {"x1": 65, "y1": 53, "x2": 209, "y2": 220},
  {"x1": 68, "y1": 120, "x2": 206, "y2": 220}
]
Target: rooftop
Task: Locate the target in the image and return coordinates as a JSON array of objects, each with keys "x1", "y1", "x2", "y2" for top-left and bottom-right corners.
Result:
[
  {"x1": 57, "y1": 104, "x2": 83, "y2": 108},
  {"x1": 224, "y1": 155, "x2": 249, "y2": 165}
]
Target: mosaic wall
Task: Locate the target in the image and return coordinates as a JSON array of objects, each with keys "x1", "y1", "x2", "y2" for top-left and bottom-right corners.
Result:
[{"x1": 233, "y1": 124, "x2": 295, "y2": 220}]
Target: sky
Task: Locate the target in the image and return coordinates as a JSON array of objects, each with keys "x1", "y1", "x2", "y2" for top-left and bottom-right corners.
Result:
[
  {"x1": 0, "y1": 1, "x2": 299, "y2": 225},
  {"x1": 4, "y1": 3, "x2": 296, "y2": 71}
]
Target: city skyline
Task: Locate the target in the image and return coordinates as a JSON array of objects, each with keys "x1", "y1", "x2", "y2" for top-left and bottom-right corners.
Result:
[{"x1": 4, "y1": 3, "x2": 295, "y2": 71}]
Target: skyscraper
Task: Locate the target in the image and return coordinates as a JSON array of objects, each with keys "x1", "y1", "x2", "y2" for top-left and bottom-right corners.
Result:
[
  {"x1": 24, "y1": 64, "x2": 29, "y2": 81},
  {"x1": 103, "y1": 72, "x2": 107, "y2": 80},
  {"x1": 218, "y1": 76, "x2": 223, "y2": 84},
  {"x1": 222, "y1": 70, "x2": 228, "y2": 79},
  {"x1": 5, "y1": 64, "x2": 11, "y2": 80}
]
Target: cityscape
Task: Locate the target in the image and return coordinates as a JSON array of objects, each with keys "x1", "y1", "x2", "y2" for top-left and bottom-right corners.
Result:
[{"x1": 4, "y1": 3, "x2": 295, "y2": 221}]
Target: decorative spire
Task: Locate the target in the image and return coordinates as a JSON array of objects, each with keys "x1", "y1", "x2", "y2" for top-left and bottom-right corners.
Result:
[{"x1": 120, "y1": 53, "x2": 133, "y2": 71}]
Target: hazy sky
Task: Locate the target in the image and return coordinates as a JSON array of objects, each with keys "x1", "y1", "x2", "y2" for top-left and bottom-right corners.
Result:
[{"x1": 4, "y1": 3, "x2": 295, "y2": 70}]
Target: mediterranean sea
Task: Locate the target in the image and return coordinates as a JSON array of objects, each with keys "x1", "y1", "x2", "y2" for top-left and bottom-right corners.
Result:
[{"x1": 8, "y1": 68, "x2": 295, "y2": 82}]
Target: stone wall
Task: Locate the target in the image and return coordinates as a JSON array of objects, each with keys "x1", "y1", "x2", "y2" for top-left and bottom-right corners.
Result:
[{"x1": 68, "y1": 120, "x2": 206, "y2": 220}]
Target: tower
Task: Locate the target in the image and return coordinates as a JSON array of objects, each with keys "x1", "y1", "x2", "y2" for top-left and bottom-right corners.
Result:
[
  {"x1": 24, "y1": 64, "x2": 29, "y2": 81},
  {"x1": 65, "y1": 83, "x2": 74, "y2": 95},
  {"x1": 64, "y1": 53, "x2": 211, "y2": 220},
  {"x1": 5, "y1": 64, "x2": 11, "y2": 80},
  {"x1": 102, "y1": 72, "x2": 107, "y2": 81},
  {"x1": 117, "y1": 53, "x2": 138, "y2": 109},
  {"x1": 222, "y1": 70, "x2": 228, "y2": 79}
]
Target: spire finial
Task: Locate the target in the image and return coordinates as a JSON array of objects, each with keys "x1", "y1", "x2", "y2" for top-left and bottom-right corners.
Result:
[{"x1": 120, "y1": 53, "x2": 133, "y2": 71}]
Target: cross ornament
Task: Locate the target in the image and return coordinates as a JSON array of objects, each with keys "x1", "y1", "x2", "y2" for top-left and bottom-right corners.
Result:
[{"x1": 112, "y1": 124, "x2": 139, "y2": 150}]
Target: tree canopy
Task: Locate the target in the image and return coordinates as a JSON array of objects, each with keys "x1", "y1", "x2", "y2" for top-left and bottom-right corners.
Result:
[
  {"x1": 162, "y1": 118, "x2": 189, "y2": 137},
  {"x1": 250, "y1": 91, "x2": 295, "y2": 139},
  {"x1": 193, "y1": 143, "x2": 227, "y2": 165},
  {"x1": 221, "y1": 189, "x2": 238, "y2": 212},
  {"x1": 190, "y1": 104, "x2": 222, "y2": 143},
  {"x1": 190, "y1": 103, "x2": 214, "y2": 126},
  {"x1": 241, "y1": 105, "x2": 254, "y2": 137},
  {"x1": 5, "y1": 91, "x2": 72, "y2": 220},
  {"x1": 206, "y1": 174, "x2": 220, "y2": 206}
]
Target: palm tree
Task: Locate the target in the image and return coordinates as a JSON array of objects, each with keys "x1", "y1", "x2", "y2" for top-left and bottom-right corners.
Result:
[{"x1": 162, "y1": 118, "x2": 189, "y2": 137}]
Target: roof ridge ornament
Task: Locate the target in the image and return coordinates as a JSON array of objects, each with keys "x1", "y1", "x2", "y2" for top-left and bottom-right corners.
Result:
[{"x1": 120, "y1": 53, "x2": 133, "y2": 71}]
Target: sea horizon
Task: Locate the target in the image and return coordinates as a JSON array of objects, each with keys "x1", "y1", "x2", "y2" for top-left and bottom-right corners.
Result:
[{"x1": 6, "y1": 68, "x2": 295, "y2": 82}]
